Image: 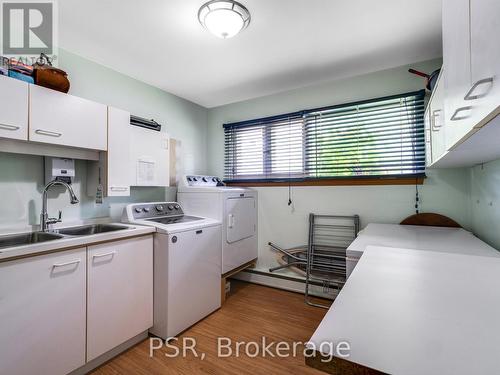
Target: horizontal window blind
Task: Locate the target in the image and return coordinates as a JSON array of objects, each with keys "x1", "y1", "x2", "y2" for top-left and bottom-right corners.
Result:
[{"x1": 224, "y1": 90, "x2": 426, "y2": 182}]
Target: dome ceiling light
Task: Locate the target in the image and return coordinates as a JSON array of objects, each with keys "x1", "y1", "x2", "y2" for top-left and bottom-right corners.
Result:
[{"x1": 198, "y1": 0, "x2": 251, "y2": 39}]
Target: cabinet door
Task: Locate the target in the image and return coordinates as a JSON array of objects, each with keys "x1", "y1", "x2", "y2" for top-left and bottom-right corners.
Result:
[
  {"x1": 130, "y1": 125, "x2": 170, "y2": 187},
  {"x1": 0, "y1": 248, "x2": 86, "y2": 375},
  {"x1": 424, "y1": 107, "x2": 432, "y2": 166},
  {"x1": 442, "y1": 0, "x2": 475, "y2": 148},
  {"x1": 29, "y1": 85, "x2": 107, "y2": 150},
  {"x1": 0, "y1": 75, "x2": 28, "y2": 140},
  {"x1": 107, "y1": 107, "x2": 131, "y2": 196},
  {"x1": 87, "y1": 235, "x2": 153, "y2": 361},
  {"x1": 468, "y1": 0, "x2": 500, "y2": 125},
  {"x1": 430, "y1": 75, "x2": 447, "y2": 163}
]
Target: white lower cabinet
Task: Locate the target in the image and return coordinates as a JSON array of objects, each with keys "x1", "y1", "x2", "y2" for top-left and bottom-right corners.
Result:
[
  {"x1": 0, "y1": 247, "x2": 86, "y2": 375},
  {"x1": 87, "y1": 235, "x2": 153, "y2": 361}
]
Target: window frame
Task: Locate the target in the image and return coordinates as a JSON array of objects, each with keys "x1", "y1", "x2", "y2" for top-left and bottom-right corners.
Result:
[{"x1": 223, "y1": 90, "x2": 427, "y2": 186}]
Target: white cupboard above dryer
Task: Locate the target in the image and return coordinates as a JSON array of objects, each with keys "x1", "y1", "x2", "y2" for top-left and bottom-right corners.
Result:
[
  {"x1": 129, "y1": 116, "x2": 170, "y2": 187},
  {"x1": 29, "y1": 84, "x2": 108, "y2": 150},
  {"x1": 87, "y1": 113, "x2": 170, "y2": 197}
]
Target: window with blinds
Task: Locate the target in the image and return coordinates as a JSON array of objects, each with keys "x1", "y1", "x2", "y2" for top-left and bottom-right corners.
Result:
[{"x1": 224, "y1": 90, "x2": 426, "y2": 182}]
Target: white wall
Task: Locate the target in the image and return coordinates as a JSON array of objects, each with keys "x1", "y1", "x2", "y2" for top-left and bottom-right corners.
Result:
[
  {"x1": 0, "y1": 49, "x2": 208, "y2": 233},
  {"x1": 206, "y1": 58, "x2": 472, "y2": 273},
  {"x1": 470, "y1": 158, "x2": 500, "y2": 249}
]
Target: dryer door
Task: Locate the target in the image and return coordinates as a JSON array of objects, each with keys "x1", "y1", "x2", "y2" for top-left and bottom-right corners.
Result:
[{"x1": 226, "y1": 197, "x2": 256, "y2": 243}]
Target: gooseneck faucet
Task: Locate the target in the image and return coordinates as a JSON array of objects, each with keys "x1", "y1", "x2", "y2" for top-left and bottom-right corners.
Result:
[{"x1": 40, "y1": 179, "x2": 80, "y2": 232}]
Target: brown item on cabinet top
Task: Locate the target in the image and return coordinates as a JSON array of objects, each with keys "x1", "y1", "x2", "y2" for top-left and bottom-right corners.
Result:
[
  {"x1": 32, "y1": 53, "x2": 70, "y2": 93},
  {"x1": 400, "y1": 213, "x2": 462, "y2": 228}
]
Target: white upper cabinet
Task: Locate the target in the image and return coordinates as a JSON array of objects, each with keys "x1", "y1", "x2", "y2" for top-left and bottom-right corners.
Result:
[
  {"x1": 442, "y1": 0, "x2": 475, "y2": 149},
  {"x1": 0, "y1": 75, "x2": 28, "y2": 140},
  {"x1": 468, "y1": 0, "x2": 500, "y2": 125},
  {"x1": 426, "y1": 72, "x2": 447, "y2": 166},
  {"x1": 433, "y1": 0, "x2": 500, "y2": 167},
  {"x1": 106, "y1": 107, "x2": 131, "y2": 195},
  {"x1": 29, "y1": 85, "x2": 107, "y2": 150}
]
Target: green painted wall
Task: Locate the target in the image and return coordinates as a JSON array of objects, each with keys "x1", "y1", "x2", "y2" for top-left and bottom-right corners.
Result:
[
  {"x1": 0, "y1": 49, "x2": 208, "y2": 232},
  {"x1": 206, "y1": 58, "x2": 474, "y2": 272},
  {"x1": 470, "y1": 158, "x2": 500, "y2": 249}
]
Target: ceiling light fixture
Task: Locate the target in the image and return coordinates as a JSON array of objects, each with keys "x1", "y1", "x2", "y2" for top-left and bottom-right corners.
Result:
[{"x1": 198, "y1": 0, "x2": 251, "y2": 39}]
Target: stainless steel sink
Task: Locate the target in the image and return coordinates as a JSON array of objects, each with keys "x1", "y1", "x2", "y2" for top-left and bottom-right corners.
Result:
[
  {"x1": 57, "y1": 224, "x2": 129, "y2": 236},
  {"x1": 0, "y1": 232, "x2": 64, "y2": 250}
]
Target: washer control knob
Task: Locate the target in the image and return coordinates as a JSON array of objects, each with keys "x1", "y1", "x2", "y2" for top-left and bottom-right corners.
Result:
[
  {"x1": 168, "y1": 205, "x2": 174, "y2": 211},
  {"x1": 187, "y1": 177, "x2": 192, "y2": 182},
  {"x1": 212, "y1": 177, "x2": 217, "y2": 182},
  {"x1": 143, "y1": 207, "x2": 150, "y2": 213},
  {"x1": 193, "y1": 177, "x2": 198, "y2": 182},
  {"x1": 134, "y1": 207, "x2": 143, "y2": 213},
  {"x1": 202, "y1": 177, "x2": 208, "y2": 182},
  {"x1": 156, "y1": 205, "x2": 164, "y2": 212},
  {"x1": 174, "y1": 204, "x2": 180, "y2": 210}
]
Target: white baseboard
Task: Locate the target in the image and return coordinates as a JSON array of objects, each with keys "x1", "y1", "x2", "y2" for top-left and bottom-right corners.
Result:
[{"x1": 231, "y1": 270, "x2": 339, "y2": 299}]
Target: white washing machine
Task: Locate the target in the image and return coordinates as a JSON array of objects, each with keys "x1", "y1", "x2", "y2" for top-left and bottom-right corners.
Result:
[
  {"x1": 177, "y1": 175, "x2": 258, "y2": 275},
  {"x1": 123, "y1": 202, "x2": 221, "y2": 339}
]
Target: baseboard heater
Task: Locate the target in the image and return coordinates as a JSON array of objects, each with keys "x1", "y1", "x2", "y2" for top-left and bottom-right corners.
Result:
[{"x1": 233, "y1": 269, "x2": 338, "y2": 300}]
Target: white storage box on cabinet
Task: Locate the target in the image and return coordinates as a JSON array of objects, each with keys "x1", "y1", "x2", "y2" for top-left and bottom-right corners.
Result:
[
  {"x1": 87, "y1": 235, "x2": 153, "y2": 361},
  {"x1": 29, "y1": 85, "x2": 107, "y2": 150},
  {"x1": 0, "y1": 247, "x2": 86, "y2": 375},
  {"x1": 0, "y1": 75, "x2": 28, "y2": 140}
]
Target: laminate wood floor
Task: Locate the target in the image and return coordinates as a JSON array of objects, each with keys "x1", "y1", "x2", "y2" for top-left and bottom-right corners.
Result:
[{"x1": 91, "y1": 280, "x2": 329, "y2": 374}]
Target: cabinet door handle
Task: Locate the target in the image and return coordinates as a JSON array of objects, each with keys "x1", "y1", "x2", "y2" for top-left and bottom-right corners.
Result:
[
  {"x1": 0, "y1": 123, "x2": 20, "y2": 131},
  {"x1": 35, "y1": 129, "x2": 62, "y2": 137},
  {"x1": 93, "y1": 251, "x2": 116, "y2": 259},
  {"x1": 450, "y1": 106, "x2": 472, "y2": 121},
  {"x1": 431, "y1": 109, "x2": 442, "y2": 131},
  {"x1": 53, "y1": 259, "x2": 81, "y2": 268},
  {"x1": 464, "y1": 77, "x2": 494, "y2": 100},
  {"x1": 110, "y1": 186, "x2": 128, "y2": 191}
]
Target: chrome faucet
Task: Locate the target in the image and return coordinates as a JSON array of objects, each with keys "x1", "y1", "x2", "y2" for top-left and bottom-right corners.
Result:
[{"x1": 40, "y1": 179, "x2": 79, "y2": 232}]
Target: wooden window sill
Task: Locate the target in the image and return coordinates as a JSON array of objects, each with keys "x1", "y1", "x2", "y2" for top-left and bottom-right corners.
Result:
[{"x1": 225, "y1": 177, "x2": 425, "y2": 187}]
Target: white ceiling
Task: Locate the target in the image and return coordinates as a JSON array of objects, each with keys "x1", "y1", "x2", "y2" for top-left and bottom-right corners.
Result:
[{"x1": 59, "y1": 0, "x2": 442, "y2": 108}]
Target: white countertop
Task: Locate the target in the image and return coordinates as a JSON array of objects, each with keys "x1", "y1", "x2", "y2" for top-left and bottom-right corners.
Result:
[
  {"x1": 0, "y1": 224, "x2": 155, "y2": 262},
  {"x1": 347, "y1": 223, "x2": 499, "y2": 258},
  {"x1": 308, "y1": 245, "x2": 500, "y2": 375}
]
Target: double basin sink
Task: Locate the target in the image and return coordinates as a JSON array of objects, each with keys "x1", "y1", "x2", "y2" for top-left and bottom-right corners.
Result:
[{"x1": 0, "y1": 224, "x2": 129, "y2": 250}]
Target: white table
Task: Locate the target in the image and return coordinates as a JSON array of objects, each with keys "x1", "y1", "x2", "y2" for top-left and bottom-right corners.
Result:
[
  {"x1": 308, "y1": 245, "x2": 500, "y2": 375},
  {"x1": 348, "y1": 223, "x2": 499, "y2": 258}
]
